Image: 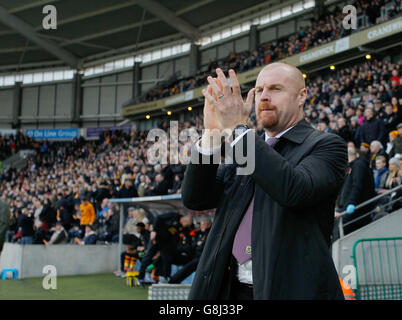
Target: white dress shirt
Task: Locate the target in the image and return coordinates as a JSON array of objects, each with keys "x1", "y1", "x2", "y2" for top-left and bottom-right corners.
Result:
[{"x1": 196, "y1": 125, "x2": 295, "y2": 284}]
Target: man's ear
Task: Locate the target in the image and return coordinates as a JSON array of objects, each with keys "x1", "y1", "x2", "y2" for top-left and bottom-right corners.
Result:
[{"x1": 299, "y1": 88, "x2": 307, "y2": 107}]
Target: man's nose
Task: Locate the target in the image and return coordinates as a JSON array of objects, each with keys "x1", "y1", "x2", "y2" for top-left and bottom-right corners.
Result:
[{"x1": 260, "y1": 88, "x2": 271, "y2": 101}]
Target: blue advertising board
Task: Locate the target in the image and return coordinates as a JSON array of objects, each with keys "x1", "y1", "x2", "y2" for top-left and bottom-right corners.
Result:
[{"x1": 25, "y1": 129, "x2": 79, "y2": 140}]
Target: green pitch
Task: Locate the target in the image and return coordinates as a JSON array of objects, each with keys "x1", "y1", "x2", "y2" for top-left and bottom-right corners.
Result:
[{"x1": 0, "y1": 273, "x2": 148, "y2": 300}]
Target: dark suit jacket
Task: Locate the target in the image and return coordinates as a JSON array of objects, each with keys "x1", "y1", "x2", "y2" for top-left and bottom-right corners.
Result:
[{"x1": 182, "y1": 119, "x2": 348, "y2": 300}]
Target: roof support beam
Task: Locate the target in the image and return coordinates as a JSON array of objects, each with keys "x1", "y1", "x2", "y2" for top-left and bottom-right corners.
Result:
[
  {"x1": 9, "y1": 0, "x2": 61, "y2": 14},
  {"x1": 0, "y1": 5, "x2": 78, "y2": 68},
  {"x1": 135, "y1": 0, "x2": 200, "y2": 41}
]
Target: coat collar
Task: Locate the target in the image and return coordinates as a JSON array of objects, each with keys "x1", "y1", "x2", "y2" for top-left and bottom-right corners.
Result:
[
  {"x1": 258, "y1": 119, "x2": 314, "y2": 144},
  {"x1": 279, "y1": 119, "x2": 314, "y2": 144}
]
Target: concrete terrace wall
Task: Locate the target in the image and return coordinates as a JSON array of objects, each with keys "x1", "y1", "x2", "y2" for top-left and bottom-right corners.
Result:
[
  {"x1": 0, "y1": 243, "x2": 119, "y2": 278},
  {"x1": 332, "y1": 209, "x2": 402, "y2": 280}
]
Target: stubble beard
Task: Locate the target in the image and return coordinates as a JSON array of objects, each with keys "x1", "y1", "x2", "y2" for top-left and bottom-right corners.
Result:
[{"x1": 257, "y1": 102, "x2": 279, "y2": 130}]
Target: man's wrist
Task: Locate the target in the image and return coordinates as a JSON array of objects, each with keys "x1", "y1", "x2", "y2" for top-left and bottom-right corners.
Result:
[{"x1": 231, "y1": 124, "x2": 249, "y2": 142}]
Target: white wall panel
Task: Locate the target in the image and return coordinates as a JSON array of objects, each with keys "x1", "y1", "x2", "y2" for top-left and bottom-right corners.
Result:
[
  {"x1": 100, "y1": 75, "x2": 116, "y2": 115},
  {"x1": 235, "y1": 36, "x2": 249, "y2": 53},
  {"x1": 175, "y1": 56, "x2": 189, "y2": 78},
  {"x1": 217, "y1": 41, "x2": 234, "y2": 59},
  {"x1": 99, "y1": 121, "x2": 117, "y2": 127},
  {"x1": 55, "y1": 83, "x2": 73, "y2": 116},
  {"x1": 278, "y1": 20, "x2": 295, "y2": 38},
  {"x1": 259, "y1": 26, "x2": 277, "y2": 43},
  {"x1": 201, "y1": 47, "x2": 217, "y2": 66},
  {"x1": 100, "y1": 85, "x2": 116, "y2": 115},
  {"x1": 82, "y1": 78, "x2": 99, "y2": 116},
  {"x1": 296, "y1": 17, "x2": 312, "y2": 29},
  {"x1": 0, "y1": 89, "x2": 13, "y2": 119},
  {"x1": 116, "y1": 71, "x2": 132, "y2": 114},
  {"x1": 54, "y1": 122, "x2": 78, "y2": 128},
  {"x1": 116, "y1": 85, "x2": 131, "y2": 114},
  {"x1": 158, "y1": 61, "x2": 174, "y2": 79},
  {"x1": 21, "y1": 87, "x2": 38, "y2": 117},
  {"x1": 38, "y1": 85, "x2": 55, "y2": 116},
  {"x1": 82, "y1": 122, "x2": 99, "y2": 128},
  {"x1": 117, "y1": 71, "x2": 131, "y2": 82},
  {"x1": 142, "y1": 65, "x2": 157, "y2": 80}
]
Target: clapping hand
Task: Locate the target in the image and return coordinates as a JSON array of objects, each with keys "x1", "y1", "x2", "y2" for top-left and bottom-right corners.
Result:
[{"x1": 202, "y1": 68, "x2": 255, "y2": 132}]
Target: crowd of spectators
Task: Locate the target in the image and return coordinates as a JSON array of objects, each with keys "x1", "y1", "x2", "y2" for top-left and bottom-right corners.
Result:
[
  {"x1": 0, "y1": 133, "x2": 36, "y2": 161},
  {"x1": 0, "y1": 123, "x2": 209, "y2": 246},
  {"x1": 138, "y1": 0, "x2": 401, "y2": 104}
]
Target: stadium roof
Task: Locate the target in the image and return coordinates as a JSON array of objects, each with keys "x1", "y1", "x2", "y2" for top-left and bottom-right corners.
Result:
[{"x1": 0, "y1": 0, "x2": 286, "y2": 73}]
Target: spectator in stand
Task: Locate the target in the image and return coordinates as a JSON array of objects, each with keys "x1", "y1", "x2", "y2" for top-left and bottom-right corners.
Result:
[
  {"x1": 79, "y1": 197, "x2": 95, "y2": 237},
  {"x1": 382, "y1": 102, "x2": 400, "y2": 134},
  {"x1": 373, "y1": 155, "x2": 389, "y2": 193},
  {"x1": 389, "y1": 123, "x2": 402, "y2": 157},
  {"x1": 0, "y1": 198, "x2": 10, "y2": 251},
  {"x1": 74, "y1": 225, "x2": 97, "y2": 245},
  {"x1": 390, "y1": 78, "x2": 402, "y2": 100},
  {"x1": 19, "y1": 207, "x2": 34, "y2": 245},
  {"x1": 136, "y1": 175, "x2": 146, "y2": 197},
  {"x1": 98, "y1": 205, "x2": 120, "y2": 243},
  {"x1": 390, "y1": 69, "x2": 401, "y2": 86},
  {"x1": 356, "y1": 107, "x2": 386, "y2": 146},
  {"x1": 383, "y1": 157, "x2": 400, "y2": 191},
  {"x1": 118, "y1": 179, "x2": 138, "y2": 223},
  {"x1": 386, "y1": 130, "x2": 399, "y2": 154},
  {"x1": 122, "y1": 207, "x2": 140, "y2": 244},
  {"x1": 376, "y1": 157, "x2": 401, "y2": 212},
  {"x1": 360, "y1": 142, "x2": 371, "y2": 159},
  {"x1": 168, "y1": 174, "x2": 182, "y2": 194},
  {"x1": 335, "y1": 148, "x2": 375, "y2": 238},
  {"x1": 97, "y1": 198, "x2": 110, "y2": 222},
  {"x1": 44, "y1": 221, "x2": 68, "y2": 245},
  {"x1": 147, "y1": 174, "x2": 169, "y2": 196},
  {"x1": 337, "y1": 117, "x2": 354, "y2": 143},
  {"x1": 369, "y1": 140, "x2": 389, "y2": 169},
  {"x1": 318, "y1": 118, "x2": 336, "y2": 133},
  {"x1": 118, "y1": 177, "x2": 139, "y2": 199},
  {"x1": 56, "y1": 199, "x2": 76, "y2": 231}
]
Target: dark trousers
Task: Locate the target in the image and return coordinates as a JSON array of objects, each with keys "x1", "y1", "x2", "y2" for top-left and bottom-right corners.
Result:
[
  {"x1": 229, "y1": 255, "x2": 253, "y2": 300},
  {"x1": 138, "y1": 242, "x2": 159, "y2": 279},
  {"x1": 160, "y1": 248, "x2": 191, "y2": 279}
]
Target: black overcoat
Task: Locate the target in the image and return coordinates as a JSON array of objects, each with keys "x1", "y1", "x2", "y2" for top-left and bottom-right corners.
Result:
[
  {"x1": 336, "y1": 156, "x2": 376, "y2": 235},
  {"x1": 182, "y1": 119, "x2": 348, "y2": 300}
]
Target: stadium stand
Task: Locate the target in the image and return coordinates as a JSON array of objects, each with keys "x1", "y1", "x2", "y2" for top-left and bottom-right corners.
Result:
[
  {"x1": 138, "y1": 0, "x2": 402, "y2": 104},
  {"x1": 0, "y1": 0, "x2": 401, "y2": 299}
]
